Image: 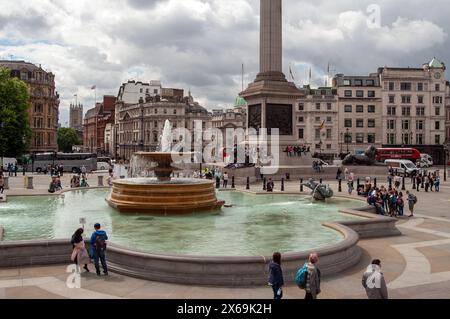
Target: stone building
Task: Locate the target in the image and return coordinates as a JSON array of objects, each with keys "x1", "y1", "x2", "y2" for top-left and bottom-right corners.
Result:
[
  {"x1": 69, "y1": 103, "x2": 83, "y2": 141},
  {"x1": 83, "y1": 95, "x2": 116, "y2": 155},
  {"x1": 333, "y1": 74, "x2": 383, "y2": 155},
  {"x1": 117, "y1": 80, "x2": 162, "y2": 104},
  {"x1": 296, "y1": 86, "x2": 339, "y2": 159},
  {"x1": 446, "y1": 81, "x2": 450, "y2": 148},
  {"x1": 0, "y1": 60, "x2": 60, "y2": 153},
  {"x1": 115, "y1": 90, "x2": 212, "y2": 160},
  {"x1": 211, "y1": 97, "x2": 247, "y2": 147}
]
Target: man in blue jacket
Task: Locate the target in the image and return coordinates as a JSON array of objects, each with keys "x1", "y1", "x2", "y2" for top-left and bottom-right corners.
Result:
[{"x1": 90, "y1": 223, "x2": 109, "y2": 276}]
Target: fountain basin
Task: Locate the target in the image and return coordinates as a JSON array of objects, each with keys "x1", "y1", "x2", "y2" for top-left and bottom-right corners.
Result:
[{"x1": 107, "y1": 178, "x2": 225, "y2": 214}]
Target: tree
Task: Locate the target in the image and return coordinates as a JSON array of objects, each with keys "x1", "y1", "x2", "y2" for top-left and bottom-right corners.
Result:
[
  {"x1": 57, "y1": 127, "x2": 80, "y2": 153},
  {"x1": 0, "y1": 67, "x2": 32, "y2": 160}
]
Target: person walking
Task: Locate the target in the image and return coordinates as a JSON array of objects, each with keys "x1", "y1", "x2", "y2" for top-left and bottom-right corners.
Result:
[
  {"x1": 0, "y1": 173, "x2": 4, "y2": 194},
  {"x1": 406, "y1": 191, "x2": 417, "y2": 217},
  {"x1": 90, "y1": 223, "x2": 109, "y2": 276},
  {"x1": 362, "y1": 259, "x2": 388, "y2": 299},
  {"x1": 434, "y1": 176, "x2": 440, "y2": 192},
  {"x1": 71, "y1": 228, "x2": 91, "y2": 273},
  {"x1": 223, "y1": 172, "x2": 229, "y2": 189},
  {"x1": 266, "y1": 178, "x2": 274, "y2": 192},
  {"x1": 304, "y1": 253, "x2": 321, "y2": 299},
  {"x1": 347, "y1": 172, "x2": 354, "y2": 195},
  {"x1": 268, "y1": 252, "x2": 284, "y2": 300}
]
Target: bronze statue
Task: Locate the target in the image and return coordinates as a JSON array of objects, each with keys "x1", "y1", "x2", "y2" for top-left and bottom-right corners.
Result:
[{"x1": 342, "y1": 145, "x2": 377, "y2": 166}]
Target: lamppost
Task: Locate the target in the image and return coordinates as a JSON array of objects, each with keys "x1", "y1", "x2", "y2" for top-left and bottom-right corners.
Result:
[
  {"x1": 345, "y1": 128, "x2": 350, "y2": 154},
  {"x1": 444, "y1": 143, "x2": 448, "y2": 182}
]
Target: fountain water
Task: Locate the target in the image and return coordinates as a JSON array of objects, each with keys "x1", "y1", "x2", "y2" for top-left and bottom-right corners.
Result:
[{"x1": 107, "y1": 120, "x2": 224, "y2": 214}]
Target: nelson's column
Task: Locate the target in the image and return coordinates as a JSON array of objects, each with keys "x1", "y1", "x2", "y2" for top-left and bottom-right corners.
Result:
[{"x1": 240, "y1": 0, "x2": 303, "y2": 165}]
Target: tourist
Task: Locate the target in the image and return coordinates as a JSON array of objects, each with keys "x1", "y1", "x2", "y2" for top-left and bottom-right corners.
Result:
[
  {"x1": 336, "y1": 167, "x2": 343, "y2": 181},
  {"x1": 304, "y1": 253, "x2": 321, "y2": 300},
  {"x1": 434, "y1": 175, "x2": 440, "y2": 192},
  {"x1": 13, "y1": 164, "x2": 18, "y2": 177},
  {"x1": 55, "y1": 176, "x2": 62, "y2": 191},
  {"x1": 406, "y1": 191, "x2": 417, "y2": 217},
  {"x1": 424, "y1": 175, "x2": 430, "y2": 192},
  {"x1": 347, "y1": 172, "x2": 354, "y2": 195},
  {"x1": 90, "y1": 223, "x2": 108, "y2": 276},
  {"x1": 81, "y1": 165, "x2": 87, "y2": 176},
  {"x1": 0, "y1": 173, "x2": 4, "y2": 194},
  {"x1": 80, "y1": 175, "x2": 89, "y2": 188},
  {"x1": 362, "y1": 259, "x2": 388, "y2": 299},
  {"x1": 394, "y1": 174, "x2": 401, "y2": 189},
  {"x1": 223, "y1": 172, "x2": 229, "y2": 188},
  {"x1": 107, "y1": 172, "x2": 114, "y2": 187},
  {"x1": 71, "y1": 228, "x2": 91, "y2": 273},
  {"x1": 344, "y1": 168, "x2": 349, "y2": 181},
  {"x1": 268, "y1": 252, "x2": 284, "y2": 300},
  {"x1": 428, "y1": 174, "x2": 434, "y2": 192},
  {"x1": 48, "y1": 177, "x2": 58, "y2": 193},
  {"x1": 266, "y1": 178, "x2": 274, "y2": 192},
  {"x1": 397, "y1": 192, "x2": 404, "y2": 217}
]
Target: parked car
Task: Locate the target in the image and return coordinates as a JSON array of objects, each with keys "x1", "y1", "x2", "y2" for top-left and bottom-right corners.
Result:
[{"x1": 385, "y1": 159, "x2": 418, "y2": 177}]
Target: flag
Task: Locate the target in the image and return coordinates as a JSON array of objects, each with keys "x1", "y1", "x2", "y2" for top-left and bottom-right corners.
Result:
[
  {"x1": 327, "y1": 62, "x2": 330, "y2": 74},
  {"x1": 289, "y1": 63, "x2": 295, "y2": 81},
  {"x1": 74, "y1": 94, "x2": 77, "y2": 97},
  {"x1": 309, "y1": 67, "x2": 312, "y2": 84},
  {"x1": 91, "y1": 85, "x2": 96, "y2": 90},
  {"x1": 319, "y1": 120, "x2": 325, "y2": 130}
]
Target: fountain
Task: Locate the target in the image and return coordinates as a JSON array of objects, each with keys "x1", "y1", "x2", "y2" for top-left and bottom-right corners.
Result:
[{"x1": 107, "y1": 120, "x2": 225, "y2": 214}]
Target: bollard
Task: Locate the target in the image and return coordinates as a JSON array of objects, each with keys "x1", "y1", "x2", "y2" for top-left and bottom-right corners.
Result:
[
  {"x1": 412, "y1": 177, "x2": 416, "y2": 190},
  {"x1": 338, "y1": 179, "x2": 342, "y2": 192},
  {"x1": 281, "y1": 178, "x2": 285, "y2": 192},
  {"x1": 319, "y1": 178, "x2": 323, "y2": 184},
  {"x1": 357, "y1": 178, "x2": 360, "y2": 189},
  {"x1": 389, "y1": 177, "x2": 392, "y2": 190},
  {"x1": 98, "y1": 175, "x2": 104, "y2": 187},
  {"x1": 215, "y1": 176, "x2": 220, "y2": 189},
  {"x1": 3, "y1": 176, "x2": 9, "y2": 190},
  {"x1": 246, "y1": 177, "x2": 250, "y2": 190},
  {"x1": 286, "y1": 173, "x2": 290, "y2": 181},
  {"x1": 421, "y1": 176, "x2": 425, "y2": 189},
  {"x1": 300, "y1": 178, "x2": 304, "y2": 192},
  {"x1": 263, "y1": 178, "x2": 267, "y2": 191},
  {"x1": 402, "y1": 176, "x2": 406, "y2": 190},
  {"x1": 374, "y1": 178, "x2": 377, "y2": 189},
  {"x1": 26, "y1": 176, "x2": 34, "y2": 190},
  {"x1": 232, "y1": 176, "x2": 235, "y2": 189}
]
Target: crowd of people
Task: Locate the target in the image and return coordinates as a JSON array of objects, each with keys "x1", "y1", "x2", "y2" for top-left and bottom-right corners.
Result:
[
  {"x1": 284, "y1": 145, "x2": 310, "y2": 157},
  {"x1": 1, "y1": 163, "x2": 18, "y2": 177}
]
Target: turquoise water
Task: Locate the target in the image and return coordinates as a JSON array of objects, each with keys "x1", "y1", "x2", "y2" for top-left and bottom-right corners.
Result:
[{"x1": 0, "y1": 190, "x2": 363, "y2": 256}]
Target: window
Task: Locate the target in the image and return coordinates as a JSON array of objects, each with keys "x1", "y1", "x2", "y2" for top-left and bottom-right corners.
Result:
[
  {"x1": 315, "y1": 129, "x2": 321, "y2": 140},
  {"x1": 356, "y1": 90, "x2": 364, "y2": 98},
  {"x1": 356, "y1": 119, "x2": 364, "y2": 128},
  {"x1": 298, "y1": 117, "x2": 304, "y2": 123},
  {"x1": 418, "y1": 96, "x2": 424, "y2": 104},
  {"x1": 435, "y1": 135, "x2": 441, "y2": 145},
  {"x1": 387, "y1": 133, "x2": 396, "y2": 145},
  {"x1": 433, "y1": 96, "x2": 443, "y2": 104},
  {"x1": 402, "y1": 120, "x2": 410, "y2": 130},
  {"x1": 298, "y1": 103, "x2": 304, "y2": 111},
  {"x1": 146, "y1": 89, "x2": 149, "y2": 94},
  {"x1": 356, "y1": 105, "x2": 364, "y2": 113},
  {"x1": 402, "y1": 107, "x2": 411, "y2": 116},
  {"x1": 387, "y1": 106, "x2": 396, "y2": 116},
  {"x1": 327, "y1": 116, "x2": 332, "y2": 122},
  {"x1": 368, "y1": 105, "x2": 375, "y2": 113},
  {"x1": 140, "y1": 88, "x2": 143, "y2": 93},
  {"x1": 344, "y1": 90, "x2": 352, "y2": 97},
  {"x1": 343, "y1": 79, "x2": 351, "y2": 86},
  {"x1": 344, "y1": 105, "x2": 352, "y2": 112},
  {"x1": 366, "y1": 80, "x2": 375, "y2": 86},
  {"x1": 416, "y1": 134, "x2": 424, "y2": 145},
  {"x1": 417, "y1": 83, "x2": 423, "y2": 91},
  {"x1": 402, "y1": 133, "x2": 411, "y2": 145},
  {"x1": 436, "y1": 84, "x2": 440, "y2": 92},
  {"x1": 400, "y1": 82, "x2": 412, "y2": 91},
  {"x1": 367, "y1": 133, "x2": 376, "y2": 144},
  {"x1": 416, "y1": 120, "x2": 424, "y2": 131},
  {"x1": 174, "y1": 109, "x2": 177, "y2": 115},
  {"x1": 389, "y1": 82, "x2": 395, "y2": 91},
  {"x1": 356, "y1": 133, "x2": 364, "y2": 143},
  {"x1": 389, "y1": 95, "x2": 395, "y2": 104},
  {"x1": 316, "y1": 103, "x2": 321, "y2": 110},
  {"x1": 401, "y1": 95, "x2": 411, "y2": 104},
  {"x1": 368, "y1": 91, "x2": 375, "y2": 98},
  {"x1": 435, "y1": 107, "x2": 440, "y2": 116},
  {"x1": 327, "y1": 144, "x2": 332, "y2": 150},
  {"x1": 154, "y1": 121, "x2": 158, "y2": 128},
  {"x1": 344, "y1": 133, "x2": 352, "y2": 143},
  {"x1": 163, "y1": 109, "x2": 167, "y2": 114},
  {"x1": 435, "y1": 121, "x2": 440, "y2": 130},
  {"x1": 298, "y1": 129, "x2": 304, "y2": 139},
  {"x1": 368, "y1": 119, "x2": 375, "y2": 128},
  {"x1": 154, "y1": 89, "x2": 158, "y2": 94},
  {"x1": 416, "y1": 107, "x2": 425, "y2": 116},
  {"x1": 327, "y1": 103, "x2": 332, "y2": 110},
  {"x1": 315, "y1": 117, "x2": 321, "y2": 123},
  {"x1": 387, "y1": 120, "x2": 395, "y2": 130},
  {"x1": 355, "y1": 79, "x2": 363, "y2": 86},
  {"x1": 344, "y1": 119, "x2": 352, "y2": 128},
  {"x1": 154, "y1": 108, "x2": 158, "y2": 114},
  {"x1": 326, "y1": 129, "x2": 332, "y2": 139}
]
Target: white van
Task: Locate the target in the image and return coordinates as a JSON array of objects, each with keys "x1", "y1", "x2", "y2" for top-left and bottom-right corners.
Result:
[{"x1": 385, "y1": 159, "x2": 418, "y2": 177}]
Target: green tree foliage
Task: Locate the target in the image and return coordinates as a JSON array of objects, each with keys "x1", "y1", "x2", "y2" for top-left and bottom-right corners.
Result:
[
  {"x1": 57, "y1": 127, "x2": 80, "y2": 153},
  {"x1": 0, "y1": 67, "x2": 32, "y2": 158}
]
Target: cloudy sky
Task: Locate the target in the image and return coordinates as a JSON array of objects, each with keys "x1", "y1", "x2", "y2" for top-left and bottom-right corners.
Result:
[{"x1": 1, "y1": 0, "x2": 449, "y2": 125}]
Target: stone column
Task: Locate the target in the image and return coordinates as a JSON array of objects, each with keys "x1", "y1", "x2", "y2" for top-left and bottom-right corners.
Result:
[
  {"x1": 260, "y1": 0, "x2": 282, "y2": 73},
  {"x1": 26, "y1": 176, "x2": 34, "y2": 190},
  {"x1": 98, "y1": 175, "x2": 104, "y2": 187},
  {"x1": 3, "y1": 177, "x2": 9, "y2": 190}
]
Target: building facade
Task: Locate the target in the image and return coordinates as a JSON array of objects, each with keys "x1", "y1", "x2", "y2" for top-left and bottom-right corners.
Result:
[
  {"x1": 296, "y1": 86, "x2": 340, "y2": 159},
  {"x1": 69, "y1": 103, "x2": 83, "y2": 131},
  {"x1": 0, "y1": 60, "x2": 60, "y2": 153},
  {"x1": 83, "y1": 95, "x2": 116, "y2": 155},
  {"x1": 117, "y1": 80, "x2": 162, "y2": 104},
  {"x1": 446, "y1": 81, "x2": 450, "y2": 148},
  {"x1": 115, "y1": 90, "x2": 212, "y2": 160},
  {"x1": 333, "y1": 74, "x2": 383, "y2": 155}
]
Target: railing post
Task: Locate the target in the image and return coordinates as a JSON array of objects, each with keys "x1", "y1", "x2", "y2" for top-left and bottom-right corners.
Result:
[
  {"x1": 216, "y1": 176, "x2": 220, "y2": 189},
  {"x1": 412, "y1": 177, "x2": 416, "y2": 190},
  {"x1": 232, "y1": 176, "x2": 235, "y2": 189},
  {"x1": 263, "y1": 177, "x2": 267, "y2": 191},
  {"x1": 300, "y1": 178, "x2": 303, "y2": 192},
  {"x1": 373, "y1": 178, "x2": 377, "y2": 189},
  {"x1": 338, "y1": 179, "x2": 342, "y2": 192},
  {"x1": 281, "y1": 178, "x2": 285, "y2": 192},
  {"x1": 26, "y1": 176, "x2": 34, "y2": 190},
  {"x1": 402, "y1": 176, "x2": 406, "y2": 191},
  {"x1": 98, "y1": 175, "x2": 104, "y2": 187},
  {"x1": 246, "y1": 177, "x2": 250, "y2": 190}
]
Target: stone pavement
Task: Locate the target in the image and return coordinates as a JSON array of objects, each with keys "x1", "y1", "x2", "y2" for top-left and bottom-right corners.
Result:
[{"x1": 1, "y1": 173, "x2": 450, "y2": 299}]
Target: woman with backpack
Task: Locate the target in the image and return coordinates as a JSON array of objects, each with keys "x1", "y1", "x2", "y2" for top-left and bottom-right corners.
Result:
[
  {"x1": 71, "y1": 228, "x2": 91, "y2": 272},
  {"x1": 305, "y1": 253, "x2": 321, "y2": 299},
  {"x1": 268, "y1": 252, "x2": 284, "y2": 300}
]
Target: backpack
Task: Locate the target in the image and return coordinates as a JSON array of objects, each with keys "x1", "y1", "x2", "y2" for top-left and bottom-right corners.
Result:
[
  {"x1": 95, "y1": 235, "x2": 107, "y2": 251},
  {"x1": 412, "y1": 195, "x2": 418, "y2": 204},
  {"x1": 295, "y1": 263, "x2": 308, "y2": 289}
]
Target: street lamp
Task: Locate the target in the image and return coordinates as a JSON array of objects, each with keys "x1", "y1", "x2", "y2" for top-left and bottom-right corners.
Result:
[{"x1": 345, "y1": 128, "x2": 350, "y2": 154}]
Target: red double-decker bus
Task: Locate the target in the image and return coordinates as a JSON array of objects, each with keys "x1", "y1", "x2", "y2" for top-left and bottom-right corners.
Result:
[{"x1": 375, "y1": 148, "x2": 421, "y2": 162}]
